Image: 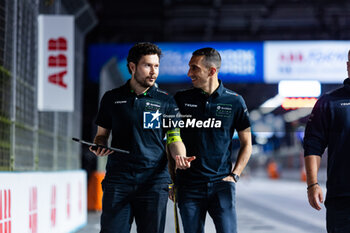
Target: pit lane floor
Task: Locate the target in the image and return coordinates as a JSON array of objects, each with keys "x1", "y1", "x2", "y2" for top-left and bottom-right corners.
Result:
[{"x1": 76, "y1": 178, "x2": 326, "y2": 233}]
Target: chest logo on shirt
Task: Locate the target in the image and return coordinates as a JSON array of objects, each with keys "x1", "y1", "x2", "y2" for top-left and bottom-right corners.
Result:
[
  {"x1": 115, "y1": 100, "x2": 127, "y2": 104},
  {"x1": 145, "y1": 101, "x2": 161, "y2": 111},
  {"x1": 216, "y1": 104, "x2": 232, "y2": 117},
  {"x1": 184, "y1": 103, "x2": 198, "y2": 108}
]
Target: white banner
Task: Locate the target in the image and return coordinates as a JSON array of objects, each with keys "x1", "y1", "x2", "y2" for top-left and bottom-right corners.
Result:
[
  {"x1": 0, "y1": 170, "x2": 87, "y2": 233},
  {"x1": 264, "y1": 41, "x2": 350, "y2": 83},
  {"x1": 38, "y1": 15, "x2": 75, "y2": 111}
]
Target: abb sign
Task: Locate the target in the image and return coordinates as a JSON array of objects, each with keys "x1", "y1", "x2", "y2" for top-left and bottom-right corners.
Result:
[
  {"x1": 38, "y1": 15, "x2": 74, "y2": 111},
  {"x1": 48, "y1": 38, "x2": 68, "y2": 88}
]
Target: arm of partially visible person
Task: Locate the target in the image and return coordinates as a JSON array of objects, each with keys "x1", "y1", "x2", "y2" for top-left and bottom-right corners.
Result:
[
  {"x1": 305, "y1": 155, "x2": 323, "y2": 210},
  {"x1": 303, "y1": 96, "x2": 329, "y2": 210},
  {"x1": 89, "y1": 126, "x2": 114, "y2": 156}
]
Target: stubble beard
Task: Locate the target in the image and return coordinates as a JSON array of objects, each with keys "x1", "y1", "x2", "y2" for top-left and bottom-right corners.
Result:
[{"x1": 134, "y1": 71, "x2": 155, "y2": 88}]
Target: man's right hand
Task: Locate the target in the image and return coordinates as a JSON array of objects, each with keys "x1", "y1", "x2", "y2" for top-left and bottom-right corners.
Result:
[
  {"x1": 307, "y1": 184, "x2": 323, "y2": 211},
  {"x1": 175, "y1": 155, "x2": 196, "y2": 170},
  {"x1": 89, "y1": 146, "x2": 114, "y2": 157}
]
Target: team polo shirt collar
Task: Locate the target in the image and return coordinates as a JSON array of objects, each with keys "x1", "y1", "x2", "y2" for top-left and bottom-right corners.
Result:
[
  {"x1": 123, "y1": 79, "x2": 156, "y2": 98},
  {"x1": 194, "y1": 80, "x2": 225, "y2": 98},
  {"x1": 215, "y1": 80, "x2": 225, "y2": 96}
]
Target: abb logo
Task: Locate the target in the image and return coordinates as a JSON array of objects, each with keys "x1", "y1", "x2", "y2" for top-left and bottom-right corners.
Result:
[
  {"x1": 280, "y1": 53, "x2": 303, "y2": 62},
  {"x1": 48, "y1": 38, "x2": 67, "y2": 50},
  {"x1": 29, "y1": 187, "x2": 37, "y2": 233},
  {"x1": 50, "y1": 186, "x2": 56, "y2": 227},
  {"x1": 48, "y1": 54, "x2": 67, "y2": 67},
  {"x1": 0, "y1": 189, "x2": 11, "y2": 233},
  {"x1": 47, "y1": 37, "x2": 68, "y2": 89}
]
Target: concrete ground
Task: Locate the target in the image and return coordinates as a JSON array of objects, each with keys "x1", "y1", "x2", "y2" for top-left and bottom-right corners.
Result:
[{"x1": 76, "y1": 177, "x2": 326, "y2": 233}]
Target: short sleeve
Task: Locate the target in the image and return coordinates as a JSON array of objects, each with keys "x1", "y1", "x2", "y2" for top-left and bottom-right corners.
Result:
[
  {"x1": 95, "y1": 92, "x2": 112, "y2": 129},
  {"x1": 303, "y1": 96, "x2": 329, "y2": 157},
  {"x1": 234, "y1": 96, "x2": 251, "y2": 132}
]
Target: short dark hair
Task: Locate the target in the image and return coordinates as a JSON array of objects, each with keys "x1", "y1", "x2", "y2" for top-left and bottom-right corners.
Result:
[
  {"x1": 192, "y1": 47, "x2": 221, "y2": 70},
  {"x1": 127, "y1": 42, "x2": 162, "y2": 74}
]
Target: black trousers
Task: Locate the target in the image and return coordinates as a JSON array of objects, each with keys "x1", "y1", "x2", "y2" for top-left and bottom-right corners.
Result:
[
  {"x1": 100, "y1": 181, "x2": 169, "y2": 233},
  {"x1": 326, "y1": 197, "x2": 350, "y2": 233}
]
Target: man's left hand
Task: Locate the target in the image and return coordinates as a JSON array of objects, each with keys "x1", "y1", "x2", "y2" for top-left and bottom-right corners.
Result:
[
  {"x1": 222, "y1": 175, "x2": 236, "y2": 183},
  {"x1": 307, "y1": 184, "x2": 323, "y2": 211}
]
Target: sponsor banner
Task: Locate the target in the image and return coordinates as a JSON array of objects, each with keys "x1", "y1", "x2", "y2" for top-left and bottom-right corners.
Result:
[
  {"x1": 0, "y1": 170, "x2": 87, "y2": 233},
  {"x1": 38, "y1": 15, "x2": 75, "y2": 111},
  {"x1": 264, "y1": 41, "x2": 350, "y2": 83},
  {"x1": 158, "y1": 42, "x2": 263, "y2": 83},
  {"x1": 88, "y1": 42, "x2": 264, "y2": 83}
]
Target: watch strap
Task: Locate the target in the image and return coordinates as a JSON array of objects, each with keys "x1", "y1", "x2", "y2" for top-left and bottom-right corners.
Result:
[{"x1": 230, "y1": 173, "x2": 240, "y2": 182}]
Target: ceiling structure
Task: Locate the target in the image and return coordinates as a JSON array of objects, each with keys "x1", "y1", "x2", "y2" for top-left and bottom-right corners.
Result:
[
  {"x1": 84, "y1": 0, "x2": 349, "y2": 114},
  {"x1": 87, "y1": 0, "x2": 350, "y2": 43}
]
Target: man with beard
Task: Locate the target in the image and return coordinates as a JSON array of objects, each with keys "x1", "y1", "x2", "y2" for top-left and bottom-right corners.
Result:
[
  {"x1": 173, "y1": 47, "x2": 252, "y2": 233},
  {"x1": 90, "y1": 42, "x2": 190, "y2": 233},
  {"x1": 304, "y1": 50, "x2": 350, "y2": 232}
]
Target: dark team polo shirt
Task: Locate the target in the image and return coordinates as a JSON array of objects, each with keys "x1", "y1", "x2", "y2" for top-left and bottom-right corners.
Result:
[
  {"x1": 95, "y1": 80, "x2": 178, "y2": 184},
  {"x1": 174, "y1": 81, "x2": 250, "y2": 185},
  {"x1": 304, "y1": 78, "x2": 350, "y2": 199}
]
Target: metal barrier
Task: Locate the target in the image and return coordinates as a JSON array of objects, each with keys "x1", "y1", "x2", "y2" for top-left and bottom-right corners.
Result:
[{"x1": 0, "y1": 0, "x2": 97, "y2": 171}]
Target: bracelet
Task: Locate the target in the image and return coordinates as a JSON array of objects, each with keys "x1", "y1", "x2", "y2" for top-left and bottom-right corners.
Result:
[{"x1": 307, "y1": 183, "x2": 319, "y2": 190}]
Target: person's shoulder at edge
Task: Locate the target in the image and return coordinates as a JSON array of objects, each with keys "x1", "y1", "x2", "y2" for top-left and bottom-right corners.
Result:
[
  {"x1": 314, "y1": 89, "x2": 337, "y2": 107},
  {"x1": 327, "y1": 84, "x2": 349, "y2": 99}
]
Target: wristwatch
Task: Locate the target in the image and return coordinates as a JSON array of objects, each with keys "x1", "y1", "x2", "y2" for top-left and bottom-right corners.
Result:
[{"x1": 230, "y1": 173, "x2": 240, "y2": 182}]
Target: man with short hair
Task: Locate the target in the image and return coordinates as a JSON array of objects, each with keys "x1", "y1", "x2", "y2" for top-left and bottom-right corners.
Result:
[
  {"x1": 90, "y1": 42, "x2": 188, "y2": 233},
  {"x1": 304, "y1": 50, "x2": 350, "y2": 232},
  {"x1": 174, "y1": 47, "x2": 252, "y2": 233}
]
